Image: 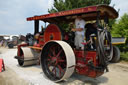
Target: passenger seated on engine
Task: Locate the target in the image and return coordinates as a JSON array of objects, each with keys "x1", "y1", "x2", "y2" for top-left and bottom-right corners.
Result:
[
  {"x1": 85, "y1": 23, "x2": 98, "y2": 50},
  {"x1": 85, "y1": 23, "x2": 97, "y2": 41}
]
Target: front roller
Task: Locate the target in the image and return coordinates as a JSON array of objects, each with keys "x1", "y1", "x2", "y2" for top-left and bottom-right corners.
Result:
[
  {"x1": 41, "y1": 41, "x2": 76, "y2": 82},
  {"x1": 16, "y1": 47, "x2": 40, "y2": 66}
]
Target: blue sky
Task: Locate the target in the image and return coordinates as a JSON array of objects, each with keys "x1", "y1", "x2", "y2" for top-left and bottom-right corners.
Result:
[{"x1": 0, "y1": 0, "x2": 128, "y2": 35}]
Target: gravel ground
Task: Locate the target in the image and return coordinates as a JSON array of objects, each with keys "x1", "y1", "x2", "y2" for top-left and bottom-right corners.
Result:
[
  {"x1": 0, "y1": 47, "x2": 128, "y2": 85},
  {"x1": 0, "y1": 47, "x2": 55, "y2": 85}
]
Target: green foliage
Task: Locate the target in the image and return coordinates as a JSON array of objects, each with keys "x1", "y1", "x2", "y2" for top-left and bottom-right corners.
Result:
[
  {"x1": 112, "y1": 13, "x2": 128, "y2": 38},
  {"x1": 111, "y1": 13, "x2": 128, "y2": 52},
  {"x1": 109, "y1": 19, "x2": 116, "y2": 28},
  {"x1": 49, "y1": 0, "x2": 111, "y2": 13},
  {"x1": 120, "y1": 52, "x2": 128, "y2": 61}
]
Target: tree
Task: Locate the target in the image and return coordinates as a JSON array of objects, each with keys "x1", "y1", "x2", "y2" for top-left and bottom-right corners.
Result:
[
  {"x1": 111, "y1": 13, "x2": 128, "y2": 52},
  {"x1": 49, "y1": 0, "x2": 111, "y2": 13},
  {"x1": 112, "y1": 13, "x2": 128, "y2": 38}
]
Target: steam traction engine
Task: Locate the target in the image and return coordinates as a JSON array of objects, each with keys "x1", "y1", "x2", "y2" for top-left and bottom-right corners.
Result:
[{"x1": 15, "y1": 5, "x2": 119, "y2": 82}]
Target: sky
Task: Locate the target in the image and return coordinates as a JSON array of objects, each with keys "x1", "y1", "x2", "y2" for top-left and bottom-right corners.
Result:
[{"x1": 0, "y1": 0, "x2": 128, "y2": 35}]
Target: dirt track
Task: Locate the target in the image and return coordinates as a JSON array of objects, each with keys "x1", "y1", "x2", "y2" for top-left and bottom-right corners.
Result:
[{"x1": 0, "y1": 47, "x2": 128, "y2": 85}]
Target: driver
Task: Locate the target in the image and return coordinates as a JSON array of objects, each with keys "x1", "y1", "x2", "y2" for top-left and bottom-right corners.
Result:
[{"x1": 72, "y1": 15, "x2": 86, "y2": 50}]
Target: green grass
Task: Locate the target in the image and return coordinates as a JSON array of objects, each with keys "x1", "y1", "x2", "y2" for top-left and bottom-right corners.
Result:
[{"x1": 120, "y1": 52, "x2": 128, "y2": 61}]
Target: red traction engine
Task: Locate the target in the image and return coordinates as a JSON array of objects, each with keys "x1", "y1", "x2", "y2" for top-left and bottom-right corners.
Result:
[{"x1": 15, "y1": 5, "x2": 118, "y2": 82}]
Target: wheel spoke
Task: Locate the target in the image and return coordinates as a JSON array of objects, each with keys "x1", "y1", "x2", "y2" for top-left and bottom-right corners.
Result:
[
  {"x1": 47, "y1": 59, "x2": 51, "y2": 61},
  {"x1": 59, "y1": 66, "x2": 61, "y2": 77},
  {"x1": 48, "y1": 54, "x2": 52, "y2": 58},
  {"x1": 48, "y1": 62, "x2": 53, "y2": 67},
  {"x1": 58, "y1": 59, "x2": 65, "y2": 62},
  {"x1": 52, "y1": 66, "x2": 56, "y2": 72},
  {"x1": 57, "y1": 65, "x2": 65, "y2": 75},
  {"x1": 51, "y1": 65, "x2": 57, "y2": 77},
  {"x1": 56, "y1": 49, "x2": 62, "y2": 58},
  {"x1": 50, "y1": 46, "x2": 56, "y2": 56}
]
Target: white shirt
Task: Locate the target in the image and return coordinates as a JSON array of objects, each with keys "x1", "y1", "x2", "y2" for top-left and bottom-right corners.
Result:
[{"x1": 75, "y1": 18, "x2": 86, "y2": 36}]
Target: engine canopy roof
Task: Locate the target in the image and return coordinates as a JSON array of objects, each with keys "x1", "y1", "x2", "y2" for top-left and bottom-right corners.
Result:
[{"x1": 27, "y1": 5, "x2": 118, "y2": 23}]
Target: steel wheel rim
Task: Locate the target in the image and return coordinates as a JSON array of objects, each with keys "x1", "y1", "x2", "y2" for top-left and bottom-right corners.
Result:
[{"x1": 41, "y1": 41, "x2": 75, "y2": 82}]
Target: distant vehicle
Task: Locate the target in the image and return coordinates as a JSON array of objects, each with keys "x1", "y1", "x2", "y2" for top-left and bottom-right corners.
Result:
[
  {"x1": 7, "y1": 35, "x2": 19, "y2": 48},
  {"x1": 8, "y1": 35, "x2": 26, "y2": 48},
  {"x1": 15, "y1": 5, "x2": 125, "y2": 82}
]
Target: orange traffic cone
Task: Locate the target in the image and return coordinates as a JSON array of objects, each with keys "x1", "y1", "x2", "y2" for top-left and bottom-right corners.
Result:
[{"x1": 0, "y1": 58, "x2": 5, "y2": 72}]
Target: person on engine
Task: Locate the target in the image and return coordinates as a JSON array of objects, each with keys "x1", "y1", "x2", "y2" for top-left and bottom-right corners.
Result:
[{"x1": 71, "y1": 15, "x2": 86, "y2": 50}]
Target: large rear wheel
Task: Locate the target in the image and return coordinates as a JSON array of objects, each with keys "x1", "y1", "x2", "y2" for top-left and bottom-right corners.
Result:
[{"x1": 41, "y1": 41, "x2": 75, "y2": 82}]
